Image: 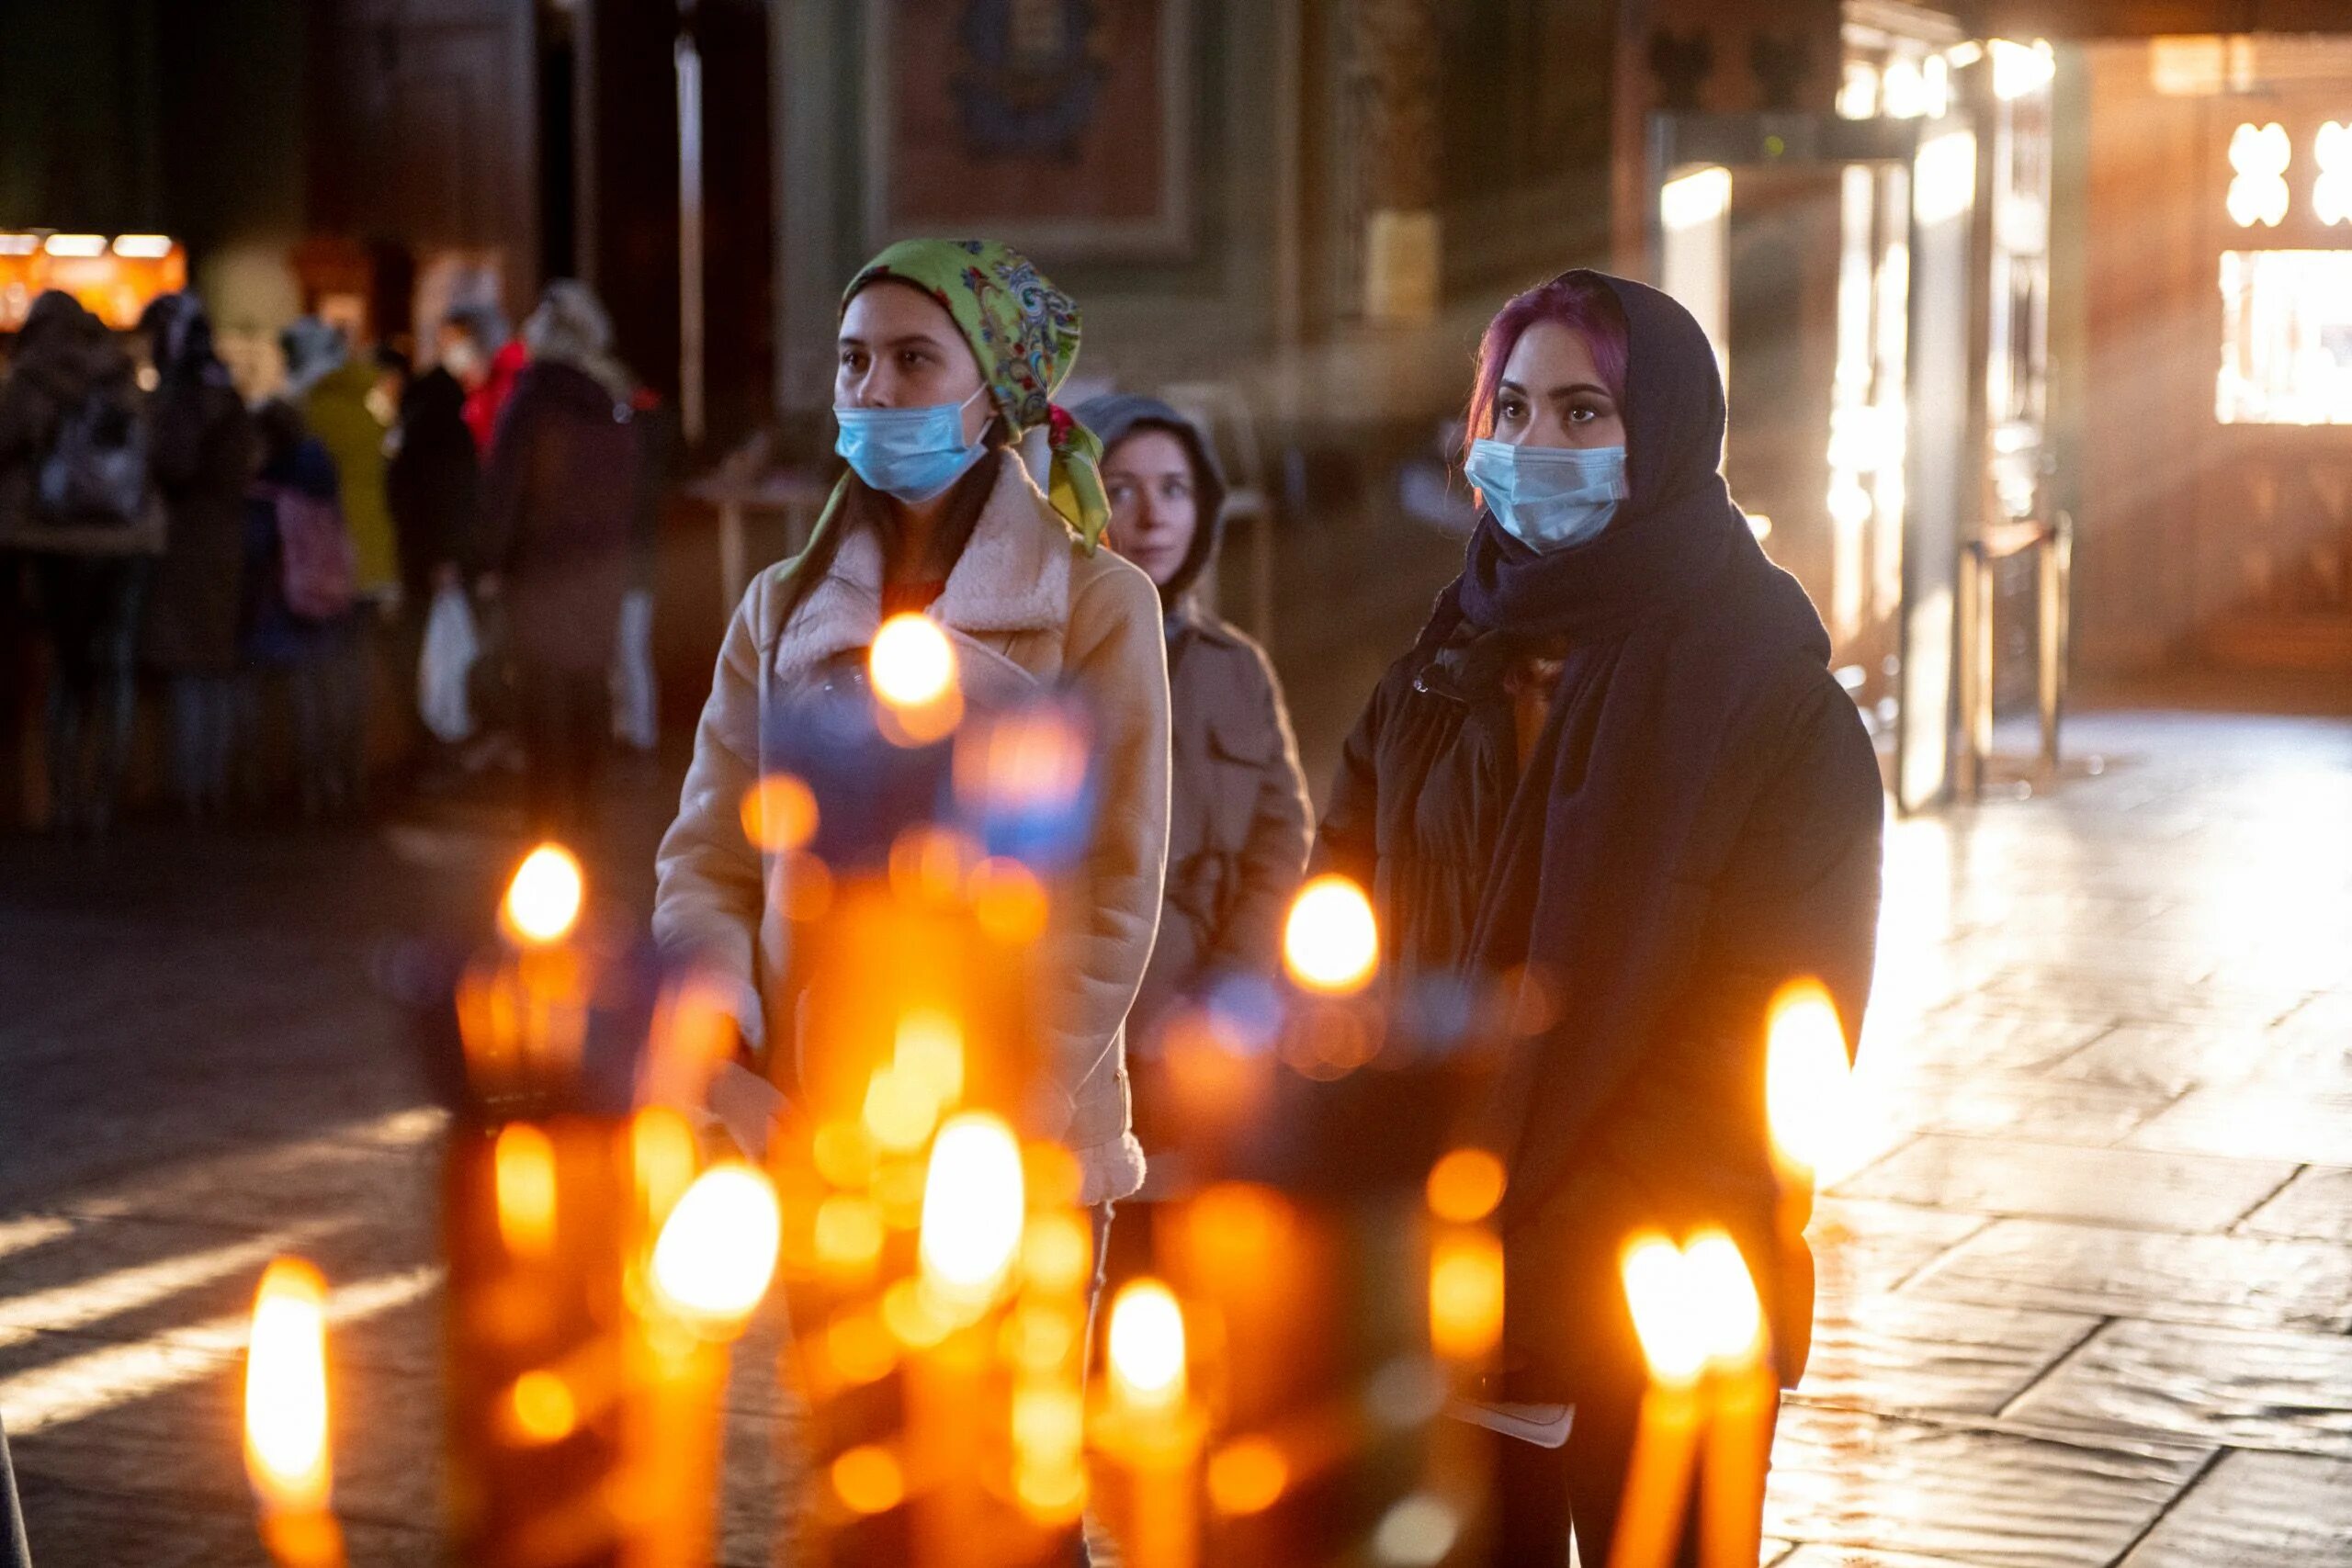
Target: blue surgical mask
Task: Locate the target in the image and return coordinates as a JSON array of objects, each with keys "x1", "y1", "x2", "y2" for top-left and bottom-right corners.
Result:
[
  {"x1": 835, "y1": 387, "x2": 991, "y2": 502},
  {"x1": 1464, "y1": 438, "x2": 1628, "y2": 552}
]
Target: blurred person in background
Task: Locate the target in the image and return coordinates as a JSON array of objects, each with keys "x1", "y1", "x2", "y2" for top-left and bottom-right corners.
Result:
[
  {"x1": 479, "y1": 279, "x2": 639, "y2": 835},
  {"x1": 242, "y1": 399, "x2": 361, "y2": 820},
  {"x1": 389, "y1": 332, "x2": 485, "y2": 780},
  {"x1": 1315, "y1": 271, "x2": 1883, "y2": 1565},
  {"x1": 0, "y1": 290, "x2": 159, "y2": 837},
  {"x1": 440, "y1": 303, "x2": 526, "y2": 457},
  {"x1": 654, "y1": 244, "x2": 1167, "y2": 1414},
  {"x1": 1077, "y1": 392, "x2": 1309, "y2": 1198},
  {"x1": 137, "y1": 293, "x2": 258, "y2": 821}
]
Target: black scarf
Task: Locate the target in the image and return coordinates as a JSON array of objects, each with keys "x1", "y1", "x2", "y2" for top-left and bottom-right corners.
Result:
[{"x1": 1427, "y1": 272, "x2": 1834, "y2": 1215}]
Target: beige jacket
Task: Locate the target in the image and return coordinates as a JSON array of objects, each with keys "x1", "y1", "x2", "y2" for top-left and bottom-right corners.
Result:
[{"x1": 653, "y1": 452, "x2": 1168, "y2": 1202}]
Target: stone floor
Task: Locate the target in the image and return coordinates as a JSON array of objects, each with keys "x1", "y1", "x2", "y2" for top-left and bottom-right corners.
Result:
[{"x1": 3, "y1": 706, "x2": 2351, "y2": 1565}]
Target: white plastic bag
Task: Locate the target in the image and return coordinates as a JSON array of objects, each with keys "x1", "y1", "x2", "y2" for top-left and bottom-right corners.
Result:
[
  {"x1": 611, "y1": 586, "x2": 658, "y2": 750},
  {"x1": 418, "y1": 583, "x2": 479, "y2": 744}
]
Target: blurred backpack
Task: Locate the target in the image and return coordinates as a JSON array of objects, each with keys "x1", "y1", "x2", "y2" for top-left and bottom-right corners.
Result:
[
  {"x1": 254, "y1": 482, "x2": 357, "y2": 621},
  {"x1": 36, "y1": 390, "x2": 148, "y2": 525}
]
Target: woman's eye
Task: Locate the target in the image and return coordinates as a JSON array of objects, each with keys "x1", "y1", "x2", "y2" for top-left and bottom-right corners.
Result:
[
  {"x1": 899, "y1": 351, "x2": 930, "y2": 369},
  {"x1": 1498, "y1": 399, "x2": 1526, "y2": 422}
]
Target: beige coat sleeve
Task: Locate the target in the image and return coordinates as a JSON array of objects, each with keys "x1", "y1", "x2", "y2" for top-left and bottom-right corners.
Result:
[
  {"x1": 652, "y1": 574, "x2": 770, "y2": 1052},
  {"x1": 1049, "y1": 556, "x2": 1171, "y2": 1119}
]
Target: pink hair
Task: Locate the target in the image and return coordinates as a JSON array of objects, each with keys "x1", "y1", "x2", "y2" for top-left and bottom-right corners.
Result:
[{"x1": 1464, "y1": 273, "x2": 1631, "y2": 454}]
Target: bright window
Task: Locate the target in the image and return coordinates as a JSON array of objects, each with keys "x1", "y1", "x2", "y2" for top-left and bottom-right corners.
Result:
[{"x1": 2216, "y1": 249, "x2": 2352, "y2": 424}]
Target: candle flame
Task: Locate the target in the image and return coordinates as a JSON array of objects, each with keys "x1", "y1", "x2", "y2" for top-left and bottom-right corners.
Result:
[
  {"x1": 1622, "y1": 1228, "x2": 1770, "y2": 1388},
  {"x1": 1106, "y1": 1279, "x2": 1187, "y2": 1413},
  {"x1": 1426, "y1": 1148, "x2": 1507, "y2": 1224},
  {"x1": 1765, "y1": 978, "x2": 1854, "y2": 1182},
  {"x1": 1207, "y1": 1437, "x2": 1289, "y2": 1516},
  {"x1": 917, "y1": 1112, "x2": 1025, "y2": 1308},
  {"x1": 649, "y1": 1163, "x2": 780, "y2": 1331},
  {"x1": 831, "y1": 1444, "x2": 906, "y2": 1515},
  {"x1": 1428, "y1": 1229, "x2": 1505, "y2": 1361},
  {"x1": 1621, "y1": 1233, "x2": 1710, "y2": 1387},
  {"x1": 244, "y1": 1258, "x2": 332, "y2": 1511},
  {"x1": 502, "y1": 843, "x2": 583, "y2": 946},
  {"x1": 492, "y1": 1123, "x2": 558, "y2": 1259},
  {"x1": 1283, "y1": 874, "x2": 1379, "y2": 995},
  {"x1": 870, "y1": 614, "x2": 962, "y2": 743}
]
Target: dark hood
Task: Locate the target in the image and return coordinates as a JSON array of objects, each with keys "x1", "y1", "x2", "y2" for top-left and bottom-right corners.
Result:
[
  {"x1": 514, "y1": 357, "x2": 633, "y2": 422},
  {"x1": 401, "y1": 365, "x2": 469, "y2": 429},
  {"x1": 1073, "y1": 392, "x2": 1228, "y2": 604},
  {"x1": 11, "y1": 289, "x2": 127, "y2": 406}
]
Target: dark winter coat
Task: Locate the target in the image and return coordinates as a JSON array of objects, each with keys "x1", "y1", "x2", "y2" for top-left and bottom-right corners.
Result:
[
  {"x1": 0, "y1": 291, "x2": 158, "y2": 556},
  {"x1": 242, "y1": 429, "x2": 342, "y2": 667},
  {"x1": 1315, "y1": 272, "x2": 1883, "y2": 1393},
  {"x1": 141, "y1": 331, "x2": 258, "y2": 672},
  {"x1": 387, "y1": 367, "x2": 481, "y2": 596},
  {"x1": 480, "y1": 359, "x2": 639, "y2": 673}
]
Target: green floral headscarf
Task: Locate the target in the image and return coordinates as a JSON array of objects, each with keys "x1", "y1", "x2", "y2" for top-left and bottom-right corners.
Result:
[{"x1": 842, "y1": 238, "x2": 1110, "y2": 550}]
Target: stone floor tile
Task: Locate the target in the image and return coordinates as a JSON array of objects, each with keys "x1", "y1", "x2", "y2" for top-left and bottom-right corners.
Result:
[
  {"x1": 1805, "y1": 1199, "x2": 1990, "y2": 1296},
  {"x1": 2005, "y1": 1319, "x2": 2352, "y2": 1457},
  {"x1": 2238, "y1": 1165, "x2": 2352, "y2": 1243},
  {"x1": 1764, "y1": 1401, "x2": 2211, "y2": 1568},
  {"x1": 1832, "y1": 1136, "x2": 2299, "y2": 1231},
  {"x1": 1794, "y1": 1293, "x2": 2100, "y2": 1416},
  {"x1": 1869, "y1": 1071, "x2": 2175, "y2": 1148},
  {"x1": 1778, "y1": 1548, "x2": 2003, "y2": 1568},
  {"x1": 13, "y1": 1472, "x2": 437, "y2": 1568},
  {"x1": 2119, "y1": 1450, "x2": 2352, "y2": 1566},
  {"x1": 2125, "y1": 1088, "x2": 2352, "y2": 1166},
  {"x1": 2049, "y1": 1021, "x2": 2348, "y2": 1100},
  {"x1": 1904, "y1": 1219, "x2": 2352, "y2": 1333}
]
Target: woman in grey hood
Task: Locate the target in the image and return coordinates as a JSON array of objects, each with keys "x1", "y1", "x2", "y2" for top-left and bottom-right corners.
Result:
[{"x1": 1075, "y1": 394, "x2": 1312, "y2": 1184}]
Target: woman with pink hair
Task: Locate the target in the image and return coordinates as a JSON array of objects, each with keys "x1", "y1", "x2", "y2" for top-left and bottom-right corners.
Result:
[{"x1": 1316, "y1": 271, "x2": 1883, "y2": 1563}]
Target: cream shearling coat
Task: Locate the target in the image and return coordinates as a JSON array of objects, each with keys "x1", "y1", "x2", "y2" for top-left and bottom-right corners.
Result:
[{"x1": 653, "y1": 452, "x2": 1168, "y2": 1202}]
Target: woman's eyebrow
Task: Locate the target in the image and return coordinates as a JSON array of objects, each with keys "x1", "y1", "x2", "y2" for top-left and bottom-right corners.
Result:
[
  {"x1": 1546, "y1": 381, "x2": 1611, "y2": 400},
  {"x1": 836, "y1": 332, "x2": 949, "y2": 353}
]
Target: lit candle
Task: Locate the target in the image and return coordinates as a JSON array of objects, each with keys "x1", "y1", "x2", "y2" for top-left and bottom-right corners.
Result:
[
  {"x1": 1102, "y1": 1279, "x2": 1202, "y2": 1568},
  {"x1": 1684, "y1": 1232, "x2": 1770, "y2": 1568},
  {"x1": 243, "y1": 1258, "x2": 346, "y2": 1568},
  {"x1": 1610, "y1": 1235, "x2": 1708, "y2": 1568}
]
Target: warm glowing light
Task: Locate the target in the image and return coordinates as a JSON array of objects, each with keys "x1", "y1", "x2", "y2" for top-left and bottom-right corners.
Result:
[
  {"x1": 970, "y1": 856, "x2": 1050, "y2": 943},
  {"x1": 814, "y1": 1193, "x2": 886, "y2": 1269},
  {"x1": 1425, "y1": 1148, "x2": 1506, "y2": 1224},
  {"x1": 502, "y1": 843, "x2": 583, "y2": 945},
  {"x1": 825, "y1": 1311, "x2": 899, "y2": 1384},
  {"x1": 1683, "y1": 1230, "x2": 1766, "y2": 1364},
  {"x1": 1020, "y1": 1209, "x2": 1092, "y2": 1295},
  {"x1": 1005, "y1": 1303, "x2": 1080, "y2": 1372},
  {"x1": 1988, "y1": 38, "x2": 2055, "y2": 101},
  {"x1": 869, "y1": 614, "x2": 961, "y2": 741},
  {"x1": 1373, "y1": 1494, "x2": 1460, "y2": 1565},
  {"x1": 1106, "y1": 1279, "x2": 1187, "y2": 1413},
  {"x1": 1207, "y1": 1438, "x2": 1289, "y2": 1515},
  {"x1": 1012, "y1": 1382, "x2": 1085, "y2": 1461},
  {"x1": 739, "y1": 773, "x2": 818, "y2": 852},
  {"x1": 1621, "y1": 1233, "x2": 1709, "y2": 1386},
  {"x1": 2228, "y1": 121, "x2": 2292, "y2": 229},
  {"x1": 1283, "y1": 874, "x2": 1379, "y2": 995},
  {"x1": 43, "y1": 233, "x2": 107, "y2": 258},
  {"x1": 629, "y1": 1108, "x2": 697, "y2": 1224},
  {"x1": 1837, "y1": 61, "x2": 1879, "y2": 120},
  {"x1": 244, "y1": 1258, "x2": 333, "y2": 1510},
  {"x1": 1880, "y1": 57, "x2": 1928, "y2": 118},
  {"x1": 1015, "y1": 1458, "x2": 1089, "y2": 1520},
  {"x1": 862, "y1": 1066, "x2": 940, "y2": 1154},
  {"x1": 918, "y1": 1112, "x2": 1025, "y2": 1305},
  {"x1": 881, "y1": 1278, "x2": 951, "y2": 1348},
  {"x1": 1766, "y1": 979, "x2": 1855, "y2": 1182},
  {"x1": 893, "y1": 1008, "x2": 966, "y2": 1107},
  {"x1": 493, "y1": 1123, "x2": 558, "y2": 1259},
  {"x1": 0, "y1": 234, "x2": 38, "y2": 256},
  {"x1": 1429, "y1": 1229, "x2": 1505, "y2": 1361},
  {"x1": 1660, "y1": 166, "x2": 1731, "y2": 231},
  {"x1": 831, "y1": 1445, "x2": 906, "y2": 1514},
  {"x1": 649, "y1": 1163, "x2": 780, "y2": 1329},
  {"x1": 811, "y1": 1121, "x2": 877, "y2": 1188},
  {"x1": 111, "y1": 234, "x2": 175, "y2": 259},
  {"x1": 2316, "y1": 122, "x2": 2352, "y2": 228},
  {"x1": 505, "y1": 1370, "x2": 577, "y2": 1445}
]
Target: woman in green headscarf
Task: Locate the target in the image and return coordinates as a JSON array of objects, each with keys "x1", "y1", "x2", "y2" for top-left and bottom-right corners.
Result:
[{"x1": 656, "y1": 239, "x2": 1168, "y2": 1215}]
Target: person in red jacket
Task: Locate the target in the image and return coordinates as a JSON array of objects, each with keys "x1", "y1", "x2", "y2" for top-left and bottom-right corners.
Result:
[{"x1": 436, "y1": 304, "x2": 526, "y2": 457}]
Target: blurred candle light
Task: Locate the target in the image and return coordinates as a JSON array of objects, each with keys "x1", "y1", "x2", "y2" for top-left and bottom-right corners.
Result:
[
  {"x1": 649, "y1": 1162, "x2": 781, "y2": 1332},
  {"x1": 1103, "y1": 1278, "x2": 1198, "y2": 1568},
  {"x1": 501, "y1": 843, "x2": 584, "y2": 947},
  {"x1": 1425, "y1": 1148, "x2": 1506, "y2": 1224},
  {"x1": 918, "y1": 1111, "x2": 1025, "y2": 1316},
  {"x1": 1107, "y1": 1280, "x2": 1187, "y2": 1416},
  {"x1": 1282, "y1": 874, "x2": 1379, "y2": 995},
  {"x1": 870, "y1": 613, "x2": 962, "y2": 744},
  {"x1": 1428, "y1": 1230, "x2": 1505, "y2": 1362},
  {"x1": 1765, "y1": 980, "x2": 1853, "y2": 1185},
  {"x1": 244, "y1": 1258, "x2": 345, "y2": 1568},
  {"x1": 831, "y1": 1444, "x2": 907, "y2": 1516},
  {"x1": 1689, "y1": 1234, "x2": 1771, "y2": 1568},
  {"x1": 1205, "y1": 1437, "x2": 1289, "y2": 1516},
  {"x1": 739, "y1": 772, "x2": 819, "y2": 853},
  {"x1": 1611, "y1": 1235, "x2": 1707, "y2": 1568},
  {"x1": 492, "y1": 1123, "x2": 558, "y2": 1260}
]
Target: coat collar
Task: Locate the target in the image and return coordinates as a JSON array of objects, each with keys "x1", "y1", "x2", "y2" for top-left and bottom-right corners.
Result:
[{"x1": 772, "y1": 452, "x2": 1073, "y2": 686}]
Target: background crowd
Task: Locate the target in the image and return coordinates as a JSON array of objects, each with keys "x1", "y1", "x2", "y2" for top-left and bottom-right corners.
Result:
[{"x1": 0, "y1": 279, "x2": 668, "y2": 839}]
